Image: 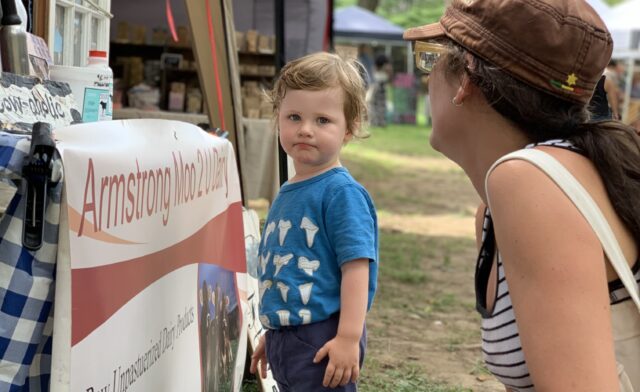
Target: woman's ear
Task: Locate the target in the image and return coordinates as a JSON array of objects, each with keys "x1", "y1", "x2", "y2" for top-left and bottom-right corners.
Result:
[{"x1": 454, "y1": 72, "x2": 473, "y2": 105}]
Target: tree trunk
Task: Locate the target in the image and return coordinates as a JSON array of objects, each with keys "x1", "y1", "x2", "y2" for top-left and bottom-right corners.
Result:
[{"x1": 358, "y1": 0, "x2": 379, "y2": 12}]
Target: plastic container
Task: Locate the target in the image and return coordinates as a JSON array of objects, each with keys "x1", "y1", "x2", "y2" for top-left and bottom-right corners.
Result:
[{"x1": 49, "y1": 50, "x2": 114, "y2": 122}]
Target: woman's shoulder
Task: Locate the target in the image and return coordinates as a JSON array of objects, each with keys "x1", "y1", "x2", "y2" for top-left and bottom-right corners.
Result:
[{"x1": 488, "y1": 143, "x2": 599, "y2": 198}]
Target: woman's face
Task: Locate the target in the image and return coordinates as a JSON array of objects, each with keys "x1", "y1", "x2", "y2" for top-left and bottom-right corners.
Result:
[{"x1": 427, "y1": 56, "x2": 464, "y2": 154}]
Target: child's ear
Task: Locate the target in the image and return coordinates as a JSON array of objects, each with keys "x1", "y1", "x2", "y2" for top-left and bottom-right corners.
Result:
[{"x1": 344, "y1": 129, "x2": 354, "y2": 144}]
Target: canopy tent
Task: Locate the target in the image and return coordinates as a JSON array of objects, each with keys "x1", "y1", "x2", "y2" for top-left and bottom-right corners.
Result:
[
  {"x1": 603, "y1": 0, "x2": 640, "y2": 124},
  {"x1": 333, "y1": 6, "x2": 411, "y2": 73},
  {"x1": 333, "y1": 6, "x2": 404, "y2": 42},
  {"x1": 606, "y1": 0, "x2": 640, "y2": 31}
]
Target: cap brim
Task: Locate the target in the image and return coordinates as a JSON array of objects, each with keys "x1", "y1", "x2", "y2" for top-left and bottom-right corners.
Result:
[{"x1": 403, "y1": 23, "x2": 445, "y2": 41}]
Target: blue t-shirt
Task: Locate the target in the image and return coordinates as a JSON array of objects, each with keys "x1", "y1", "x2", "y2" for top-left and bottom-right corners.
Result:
[{"x1": 258, "y1": 167, "x2": 378, "y2": 329}]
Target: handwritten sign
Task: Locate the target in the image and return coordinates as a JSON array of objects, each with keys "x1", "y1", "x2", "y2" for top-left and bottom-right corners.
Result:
[{"x1": 0, "y1": 72, "x2": 81, "y2": 133}]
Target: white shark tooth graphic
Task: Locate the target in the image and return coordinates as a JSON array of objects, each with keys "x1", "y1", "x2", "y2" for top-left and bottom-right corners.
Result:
[
  {"x1": 298, "y1": 309, "x2": 312, "y2": 324},
  {"x1": 300, "y1": 217, "x2": 319, "y2": 248},
  {"x1": 298, "y1": 257, "x2": 320, "y2": 276},
  {"x1": 273, "y1": 253, "x2": 293, "y2": 276},
  {"x1": 259, "y1": 315, "x2": 271, "y2": 329},
  {"x1": 278, "y1": 220, "x2": 292, "y2": 246},
  {"x1": 276, "y1": 282, "x2": 290, "y2": 302},
  {"x1": 263, "y1": 221, "x2": 276, "y2": 245},
  {"x1": 260, "y1": 251, "x2": 271, "y2": 274},
  {"x1": 259, "y1": 280, "x2": 272, "y2": 301},
  {"x1": 299, "y1": 282, "x2": 313, "y2": 305},
  {"x1": 276, "y1": 310, "x2": 290, "y2": 326}
]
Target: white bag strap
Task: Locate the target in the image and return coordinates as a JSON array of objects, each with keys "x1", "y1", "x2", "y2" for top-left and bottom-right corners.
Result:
[{"x1": 485, "y1": 148, "x2": 640, "y2": 312}]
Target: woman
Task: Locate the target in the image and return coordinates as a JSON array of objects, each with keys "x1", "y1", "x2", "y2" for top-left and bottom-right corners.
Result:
[{"x1": 403, "y1": 0, "x2": 640, "y2": 391}]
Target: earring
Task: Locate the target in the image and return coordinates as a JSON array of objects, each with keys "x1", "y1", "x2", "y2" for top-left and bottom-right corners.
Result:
[{"x1": 451, "y1": 97, "x2": 464, "y2": 107}]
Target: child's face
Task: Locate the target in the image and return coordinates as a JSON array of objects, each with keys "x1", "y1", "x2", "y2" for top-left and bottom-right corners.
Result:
[{"x1": 278, "y1": 87, "x2": 351, "y2": 176}]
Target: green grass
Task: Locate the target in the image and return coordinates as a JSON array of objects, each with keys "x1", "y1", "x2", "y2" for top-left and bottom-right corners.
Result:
[
  {"x1": 360, "y1": 359, "x2": 472, "y2": 392},
  {"x1": 379, "y1": 230, "x2": 430, "y2": 284},
  {"x1": 346, "y1": 124, "x2": 439, "y2": 158},
  {"x1": 241, "y1": 362, "x2": 471, "y2": 392}
]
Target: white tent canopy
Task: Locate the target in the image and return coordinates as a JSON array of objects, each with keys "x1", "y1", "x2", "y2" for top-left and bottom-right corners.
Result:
[
  {"x1": 604, "y1": 0, "x2": 640, "y2": 51},
  {"x1": 605, "y1": 0, "x2": 640, "y2": 31},
  {"x1": 602, "y1": 0, "x2": 640, "y2": 123}
]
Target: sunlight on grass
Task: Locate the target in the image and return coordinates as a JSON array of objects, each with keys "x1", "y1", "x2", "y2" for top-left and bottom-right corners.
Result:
[
  {"x1": 347, "y1": 124, "x2": 441, "y2": 157},
  {"x1": 377, "y1": 210, "x2": 475, "y2": 239},
  {"x1": 343, "y1": 147, "x2": 462, "y2": 174}
]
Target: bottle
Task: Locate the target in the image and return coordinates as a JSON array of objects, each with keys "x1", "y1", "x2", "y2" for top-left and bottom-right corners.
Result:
[
  {"x1": 14, "y1": 0, "x2": 27, "y2": 32},
  {"x1": 87, "y1": 50, "x2": 114, "y2": 121},
  {"x1": 49, "y1": 50, "x2": 114, "y2": 122},
  {"x1": 0, "y1": 0, "x2": 29, "y2": 75}
]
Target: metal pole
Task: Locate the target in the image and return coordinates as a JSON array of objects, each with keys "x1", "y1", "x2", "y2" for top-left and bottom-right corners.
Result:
[{"x1": 275, "y1": 0, "x2": 288, "y2": 185}]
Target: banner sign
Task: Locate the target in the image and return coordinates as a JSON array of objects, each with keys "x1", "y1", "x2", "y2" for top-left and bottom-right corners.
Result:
[{"x1": 52, "y1": 119, "x2": 246, "y2": 391}]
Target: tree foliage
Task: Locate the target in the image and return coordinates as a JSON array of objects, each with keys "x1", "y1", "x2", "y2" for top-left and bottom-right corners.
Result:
[
  {"x1": 336, "y1": 0, "x2": 632, "y2": 28},
  {"x1": 335, "y1": 0, "x2": 446, "y2": 29},
  {"x1": 358, "y1": 0, "x2": 380, "y2": 11}
]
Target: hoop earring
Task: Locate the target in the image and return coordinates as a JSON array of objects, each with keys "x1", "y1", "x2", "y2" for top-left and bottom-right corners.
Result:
[{"x1": 451, "y1": 97, "x2": 464, "y2": 107}]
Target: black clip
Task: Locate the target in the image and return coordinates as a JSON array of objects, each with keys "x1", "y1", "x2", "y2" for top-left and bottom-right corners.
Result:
[{"x1": 22, "y1": 122, "x2": 57, "y2": 251}]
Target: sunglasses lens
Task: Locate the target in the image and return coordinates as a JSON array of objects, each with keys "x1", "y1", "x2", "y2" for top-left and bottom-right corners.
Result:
[{"x1": 417, "y1": 52, "x2": 440, "y2": 73}]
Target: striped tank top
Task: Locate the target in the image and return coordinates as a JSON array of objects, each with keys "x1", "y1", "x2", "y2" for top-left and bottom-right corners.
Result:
[{"x1": 475, "y1": 140, "x2": 640, "y2": 391}]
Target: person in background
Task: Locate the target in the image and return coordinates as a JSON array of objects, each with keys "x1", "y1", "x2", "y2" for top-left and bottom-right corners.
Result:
[
  {"x1": 369, "y1": 54, "x2": 392, "y2": 127},
  {"x1": 404, "y1": 0, "x2": 640, "y2": 390},
  {"x1": 250, "y1": 52, "x2": 379, "y2": 391},
  {"x1": 605, "y1": 59, "x2": 625, "y2": 97},
  {"x1": 357, "y1": 44, "x2": 374, "y2": 89}
]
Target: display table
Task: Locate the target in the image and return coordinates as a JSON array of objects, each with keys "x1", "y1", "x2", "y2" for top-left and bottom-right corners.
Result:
[{"x1": 0, "y1": 119, "x2": 249, "y2": 391}]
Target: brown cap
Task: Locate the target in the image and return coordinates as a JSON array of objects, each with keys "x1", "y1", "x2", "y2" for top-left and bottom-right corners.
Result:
[{"x1": 403, "y1": 0, "x2": 613, "y2": 104}]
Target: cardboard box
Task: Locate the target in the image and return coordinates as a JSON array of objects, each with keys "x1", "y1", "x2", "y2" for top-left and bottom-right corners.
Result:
[
  {"x1": 235, "y1": 32, "x2": 245, "y2": 52},
  {"x1": 245, "y1": 30, "x2": 259, "y2": 53},
  {"x1": 258, "y1": 35, "x2": 274, "y2": 54},
  {"x1": 115, "y1": 22, "x2": 130, "y2": 43},
  {"x1": 169, "y1": 91, "x2": 185, "y2": 112},
  {"x1": 131, "y1": 25, "x2": 147, "y2": 45},
  {"x1": 186, "y1": 88, "x2": 203, "y2": 113}
]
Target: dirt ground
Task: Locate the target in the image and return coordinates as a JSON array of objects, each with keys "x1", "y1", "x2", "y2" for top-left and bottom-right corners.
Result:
[{"x1": 341, "y1": 147, "x2": 505, "y2": 391}]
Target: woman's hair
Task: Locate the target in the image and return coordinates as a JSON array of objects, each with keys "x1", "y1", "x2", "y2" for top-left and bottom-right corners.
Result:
[
  {"x1": 375, "y1": 54, "x2": 389, "y2": 69},
  {"x1": 269, "y1": 51, "x2": 369, "y2": 139},
  {"x1": 443, "y1": 42, "x2": 640, "y2": 245}
]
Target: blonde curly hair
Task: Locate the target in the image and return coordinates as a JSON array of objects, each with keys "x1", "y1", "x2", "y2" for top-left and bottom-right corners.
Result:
[{"x1": 269, "y1": 51, "x2": 369, "y2": 139}]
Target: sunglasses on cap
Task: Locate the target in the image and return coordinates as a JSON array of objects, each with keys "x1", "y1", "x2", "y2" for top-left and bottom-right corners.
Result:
[{"x1": 413, "y1": 41, "x2": 447, "y2": 75}]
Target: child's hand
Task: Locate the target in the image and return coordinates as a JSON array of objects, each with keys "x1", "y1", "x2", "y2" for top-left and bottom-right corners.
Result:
[
  {"x1": 313, "y1": 335, "x2": 360, "y2": 388},
  {"x1": 250, "y1": 335, "x2": 268, "y2": 379}
]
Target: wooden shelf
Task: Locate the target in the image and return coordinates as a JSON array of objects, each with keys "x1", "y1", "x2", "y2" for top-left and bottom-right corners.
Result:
[
  {"x1": 110, "y1": 42, "x2": 194, "y2": 58},
  {"x1": 238, "y1": 51, "x2": 275, "y2": 57}
]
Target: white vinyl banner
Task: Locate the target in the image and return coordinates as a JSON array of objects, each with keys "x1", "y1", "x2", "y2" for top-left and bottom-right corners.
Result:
[{"x1": 51, "y1": 119, "x2": 247, "y2": 392}]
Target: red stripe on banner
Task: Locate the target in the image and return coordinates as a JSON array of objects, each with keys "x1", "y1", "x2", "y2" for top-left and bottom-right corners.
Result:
[
  {"x1": 166, "y1": 0, "x2": 179, "y2": 42},
  {"x1": 71, "y1": 201, "x2": 246, "y2": 346},
  {"x1": 205, "y1": 0, "x2": 226, "y2": 130}
]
